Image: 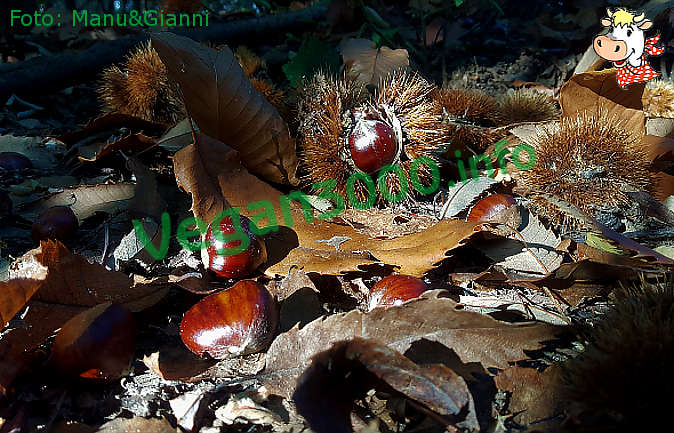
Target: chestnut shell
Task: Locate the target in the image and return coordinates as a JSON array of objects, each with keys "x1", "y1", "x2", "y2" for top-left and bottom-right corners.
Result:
[
  {"x1": 466, "y1": 194, "x2": 517, "y2": 223},
  {"x1": 348, "y1": 119, "x2": 398, "y2": 174},
  {"x1": 368, "y1": 275, "x2": 428, "y2": 311},
  {"x1": 31, "y1": 206, "x2": 79, "y2": 243},
  {"x1": 180, "y1": 280, "x2": 279, "y2": 359},
  {"x1": 50, "y1": 303, "x2": 136, "y2": 381},
  {"x1": 0, "y1": 152, "x2": 33, "y2": 171},
  {"x1": 201, "y1": 215, "x2": 266, "y2": 278}
]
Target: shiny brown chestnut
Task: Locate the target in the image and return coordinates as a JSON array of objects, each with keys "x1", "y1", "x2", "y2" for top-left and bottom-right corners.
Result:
[
  {"x1": 348, "y1": 119, "x2": 398, "y2": 174},
  {"x1": 466, "y1": 193, "x2": 518, "y2": 224},
  {"x1": 31, "y1": 206, "x2": 79, "y2": 243},
  {"x1": 0, "y1": 152, "x2": 32, "y2": 171},
  {"x1": 368, "y1": 274, "x2": 428, "y2": 311},
  {"x1": 201, "y1": 215, "x2": 266, "y2": 279},
  {"x1": 50, "y1": 302, "x2": 136, "y2": 381},
  {"x1": 180, "y1": 280, "x2": 279, "y2": 359}
]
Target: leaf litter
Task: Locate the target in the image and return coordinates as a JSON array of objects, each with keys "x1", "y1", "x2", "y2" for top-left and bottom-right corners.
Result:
[{"x1": 1, "y1": 6, "x2": 673, "y2": 432}]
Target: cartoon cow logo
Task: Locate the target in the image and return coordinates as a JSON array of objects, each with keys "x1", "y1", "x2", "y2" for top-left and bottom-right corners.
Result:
[{"x1": 593, "y1": 8, "x2": 664, "y2": 88}]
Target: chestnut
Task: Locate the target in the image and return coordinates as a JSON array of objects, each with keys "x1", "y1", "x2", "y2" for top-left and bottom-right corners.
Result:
[
  {"x1": 180, "y1": 280, "x2": 278, "y2": 359},
  {"x1": 50, "y1": 303, "x2": 136, "y2": 381},
  {"x1": 466, "y1": 193, "x2": 518, "y2": 223},
  {"x1": 31, "y1": 206, "x2": 79, "y2": 243},
  {"x1": 348, "y1": 119, "x2": 398, "y2": 174},
  {"x1": 0, "y1": 152, "x2": 32, "y2": 171},
  {"x1": 201, "y1": 214, "x2": 266, "y2": 279},
  {"x1": 368, "y1": 274, "x2": 428, "y2": 311}
]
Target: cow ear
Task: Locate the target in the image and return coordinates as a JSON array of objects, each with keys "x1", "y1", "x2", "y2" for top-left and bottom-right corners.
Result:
[
  {"x1": 638, "y1": 20, "x2": 653, "y2": 30},
  {"x1": 601, "y1": 18, "x2": 612, "y2": 27}
]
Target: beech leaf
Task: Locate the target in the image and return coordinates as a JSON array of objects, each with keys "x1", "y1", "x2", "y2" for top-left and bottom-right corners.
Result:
[
  {"x1": 559, "y1": 69, "x2": 646, "y2": 137},
  {"x1": 151, "y1": 32, "x2": 298, "y2": 185},
  {"x1": 340, "y1": 38, "x2": 410, "y2": 87}
]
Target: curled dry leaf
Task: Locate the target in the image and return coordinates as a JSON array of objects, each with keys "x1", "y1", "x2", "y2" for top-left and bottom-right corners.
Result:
[
  {"x1": 293, "y1": 338, "x2": 479, "y2": 433},
  {"x1": 151, "y1": 32, "x2": 298, "y2": 185},
  {"x1": 0, "y1": 240, "x2": 168, "y2": 394},
  {"x1": 264, "y1": 291, "x2": 563, "y2": 398},
  {"x1": 559, "y1": 69, "x2": 646, "y2": 137},
  {"x1": 172, "y1": 134, "x2": 481, "y2": 276},
  {"x1": 339, "y1": 38, "x2": 410, "y2": 87}
]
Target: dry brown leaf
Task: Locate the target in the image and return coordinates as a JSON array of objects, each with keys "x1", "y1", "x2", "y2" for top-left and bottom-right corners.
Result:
[
  {"x1": 559, "y1": 69, "x2": 646, "y2": 137},
  {"x1": 151, "y1": 32, "x2": 298, "y2": 185},
  {"x1": 642, "y1": 133, "x2": 674, "y2": 165},
  {"x1": 77, "y1": 133, "x2": 156, "y2": 162},
  {"x1": 57, "y1": 112, "x2": 167, "y2": 145},
  {"x1": 96, "y1": 417, "x2": 177, "y2": 433},
  {"x1": 477, "y1": 210, "x2": 563, "y2": 279},
  {"x1": 340, "y1": 38, "x2": 410, "y2": 87},
  {"x1": 0, "y1": 240, "x2": 168, "y2": 394},
  {"x1": 495, "y1": 365, "x2": 564, "y2": 430},
  {"x1": 0, "y1": 276, "x2": 46, "y2": 329},
  {"x1": 14, "y1": 240, "x2": 169, "y2": 311},
  {"x1": 17, "y1": 183, "x2": 136, "y2": 222},
  {"x1": 173, "y1": 135, "x2": 480, "y2": 276},
  {"x1": 293, "y1": 338, "x2": 479, "y2": 433},
  {"x1": 264, "y1": 291, "x2": 562, "y2": 398}
]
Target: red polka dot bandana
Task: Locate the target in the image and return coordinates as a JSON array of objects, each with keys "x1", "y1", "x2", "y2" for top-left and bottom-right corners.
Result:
[{"x1": 616, "y1": 34, "x2": 665, "y2": 88}]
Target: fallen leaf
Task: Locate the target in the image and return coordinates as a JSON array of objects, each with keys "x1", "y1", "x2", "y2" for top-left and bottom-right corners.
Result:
[
  {"x1": 17, "y1": 183, "x2": 136, "y2": 222},
  {"x1": 156, "y1": 118, "x2": 199, "y2": 153},
  {"x1": 559, "y1": 69, "x2": 646, "y2": 137},
  {"x1": 439, "y1": 177, "x2": 498, "y2": 219},
  {"x1": 495, "y1": 365, "x2": 564, "y2": 430},
  {"x1": 264, "y1": 291, "x2": 563, "y2": 398},
  {"x1": 477, "y1": 210, "x2": 563, "y2": 279},
  {"x1": 95, "y1": 417, "x2": 177, "y2": 433},
  {"x1": 340, "y1": 38, "x2": 410, "y2": 87},
  {"x1": 0, "y1": 274, "x2": 46, "y2": 329},
  {"x1": 293, "y1": 338, "x2": 479, "y2": 433},
  {"x1": 151, "y1": 32, "x2": 298, "y2": 185}
]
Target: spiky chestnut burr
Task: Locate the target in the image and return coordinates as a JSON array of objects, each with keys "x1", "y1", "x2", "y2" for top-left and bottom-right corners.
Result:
[
  {"x1": 298, "y1": 71, "x2": 446, "y2": 206},
  {"x1": 497, "y1": 88, "x2": 559, "y2": 125},
  {"x1": 98, "y1": 41, "x2": 184, "y2": 124},
  {"x1": 562, "y1": 279, "x2": 674, "y2": 431},
  {"x1": 433, "y1": 87, "x2": 503, "y2": 154},
  {"x1": 643, "y1": 79, "x2": 674, "y2": 118},
  {"x1": 516, "y1": 112, "x2": 654, "y2": 229}
]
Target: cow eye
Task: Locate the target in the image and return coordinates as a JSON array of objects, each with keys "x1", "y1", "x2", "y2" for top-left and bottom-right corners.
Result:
[{"x1": 627, "y1": 29, "x2": 632, "y2": 37}]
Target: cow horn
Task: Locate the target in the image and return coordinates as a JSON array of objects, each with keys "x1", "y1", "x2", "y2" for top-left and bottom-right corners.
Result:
[
  {"x1": 606, "y1": 8, "x2": 613, "y2": 18},
  {"x1": 634, "y1": 12, "x2": 645, "y2": 22}
]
